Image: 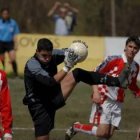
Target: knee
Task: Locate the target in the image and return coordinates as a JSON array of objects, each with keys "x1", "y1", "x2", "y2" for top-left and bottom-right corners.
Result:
[
  {"x1": 97, "y1": 134, "x2": 111, "y2": 139},
  {"x1": 96, "y1": 130, "x2": 110, "y2": 138}
]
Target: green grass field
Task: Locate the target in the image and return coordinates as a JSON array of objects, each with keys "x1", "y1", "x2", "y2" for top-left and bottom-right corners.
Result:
[{"x1": 8, "y1": 78, "x2": 140, "y2": 140}]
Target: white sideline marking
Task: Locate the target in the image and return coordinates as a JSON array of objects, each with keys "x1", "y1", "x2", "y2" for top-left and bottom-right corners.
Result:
[
  {"x1": 12, "y1": 128, "x2": 136, "y2": 133},
  {"x1": 117, "y1": 130, "x2": 136, "y2": 133}
]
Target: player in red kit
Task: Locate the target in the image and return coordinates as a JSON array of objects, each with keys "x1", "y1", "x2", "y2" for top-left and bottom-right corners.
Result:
[{"x1": 0, "y1": 69, "x2": 13, "y2": 140}]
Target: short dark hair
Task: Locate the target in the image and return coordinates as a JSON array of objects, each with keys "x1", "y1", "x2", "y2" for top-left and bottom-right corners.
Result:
[
  {"x1": 37, "y1": 38, "x2": 53, "y2": 52},
  {"x1": 1, "y1": 7, "x2": 10, "y2": 13},
  {"x1": 126, "y1": 36, "x2": 140, "y2": 49}
]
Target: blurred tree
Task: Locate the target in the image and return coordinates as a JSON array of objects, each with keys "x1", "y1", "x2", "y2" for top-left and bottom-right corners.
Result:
[
  {"x1": 116, "y1": 0, "x2": 140, "y2": 36},
  {"x1": 0, "y1": 0, "x2": 140, "y2": 36}
]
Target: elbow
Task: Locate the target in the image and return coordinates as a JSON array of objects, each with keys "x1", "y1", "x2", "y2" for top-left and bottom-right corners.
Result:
[
  {"x1": 47, "y1": 13, "x2": 51, "y2": 17},
  {"x1": 92, "y1": 94, "x2": 101, "y2": 104},
  {"x1": 92, "y1": 97, "x2": 101, "y2": 104}
]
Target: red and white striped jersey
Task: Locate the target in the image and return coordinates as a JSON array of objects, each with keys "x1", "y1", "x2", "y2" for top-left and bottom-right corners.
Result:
[
  {"x1": 95, "y1": 54, "x2": 140, "y2": 102},
  {"x1": 0, "y1": 70, "x2": 13, "y2": 138}
]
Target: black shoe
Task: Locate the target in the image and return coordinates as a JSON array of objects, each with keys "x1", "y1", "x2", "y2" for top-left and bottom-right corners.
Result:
[{"x1": 65, "y1": 122, "x2": 79, "y2": 140}]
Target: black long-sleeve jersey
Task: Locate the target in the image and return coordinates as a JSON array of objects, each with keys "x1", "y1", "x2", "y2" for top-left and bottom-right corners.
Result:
[{"x1": 23, "y1": 49, "x2": 65, "y2": 106}]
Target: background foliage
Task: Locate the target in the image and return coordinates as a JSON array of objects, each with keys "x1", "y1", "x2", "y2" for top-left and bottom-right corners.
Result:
[{"x1": 0, "y1": 0, "x2": 140, "y2": 36}]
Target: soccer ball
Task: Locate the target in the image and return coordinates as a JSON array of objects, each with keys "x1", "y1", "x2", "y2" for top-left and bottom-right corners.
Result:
[{"x1": 69, "y1": 40, "x2": 88, "y2": 63}]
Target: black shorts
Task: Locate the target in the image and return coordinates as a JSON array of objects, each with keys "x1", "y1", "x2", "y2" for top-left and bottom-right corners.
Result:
[
  {"x1": 0, "y1": 41, "x2": 14, "y2": 54},
  {"x1": 28, "y1": 92, "x2": 65, "y2": 137}
]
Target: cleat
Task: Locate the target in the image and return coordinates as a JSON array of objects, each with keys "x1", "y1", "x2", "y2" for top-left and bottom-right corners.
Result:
[
  {"x1": 3, "y1": 133, "x2": 12, "y2": 139},
  {"x1": 65, "y1": 122, "x2": 79, "y2": 140},
  {"x1": 118, "y1": 63, "x2": 131, "y2": 88}
]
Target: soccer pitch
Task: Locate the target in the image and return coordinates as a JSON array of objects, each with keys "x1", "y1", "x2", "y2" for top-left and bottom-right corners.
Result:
[{"x1": 9, "y1": 78, "x2": 140, "y2": 140}]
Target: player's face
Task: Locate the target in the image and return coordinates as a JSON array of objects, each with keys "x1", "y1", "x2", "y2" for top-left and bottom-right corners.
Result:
[
  {"x1": 36, "y1": 50, "x2": 52, "y2": 64},
  {"x1": 59, "y1": 7, "x2": 67, "y2": 18},
  {"x1": 125, "y1": 41, "x2": 140, "y2": 60},
  {"x1": 1, "y1": 10, "x2": 10, "y2": 20}
]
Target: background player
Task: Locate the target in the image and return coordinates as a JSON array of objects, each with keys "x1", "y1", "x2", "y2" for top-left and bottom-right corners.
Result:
[
  {"x1": 0, "y1": 8, "x2": 20, "y2": 76},
  {"x1": 0, "y1": 68, "x2": 13, "y2": 140}
]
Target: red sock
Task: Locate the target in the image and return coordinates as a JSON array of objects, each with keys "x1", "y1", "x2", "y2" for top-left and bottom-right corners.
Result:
[{"x1": 73, "y1": 123, "x2": 97, "y2": 135}]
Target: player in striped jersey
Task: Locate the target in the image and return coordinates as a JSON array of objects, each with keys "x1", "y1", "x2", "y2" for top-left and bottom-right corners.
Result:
[{"x1": 65, "y1": 36, "x2": 140, "y2": 140}]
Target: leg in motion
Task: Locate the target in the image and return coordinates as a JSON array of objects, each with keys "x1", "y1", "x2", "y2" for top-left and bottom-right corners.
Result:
[
  {"x1": 72, "y1": 68, "x2": 129, "y2": 88},
  {"x1": 65, "y1": 122, "x2": 111, "y2": 140},
  {"x1": 61, "y1": 67, "x2": 130, "y2": 100},
  {"x1": 8, "y1": 50, "x2": 18, "y2": 76},
  {"x1": 0, "y1": 54, "x2": 5, "y2": 70},
  {"x1": 36, "y1": 135, "x2": 49, "y2": 140}
]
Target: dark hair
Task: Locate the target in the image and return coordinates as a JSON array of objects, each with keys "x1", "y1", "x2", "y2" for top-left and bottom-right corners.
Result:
[
  {"x1": 1, "y1": 7, "x2": 10, "y2": 13},
  {"x1": 37, "y1": 38, "x2": 53, "y2": 52},
  {"x1": 126, "y1": 36, "x2": 140, "y2": 49}
]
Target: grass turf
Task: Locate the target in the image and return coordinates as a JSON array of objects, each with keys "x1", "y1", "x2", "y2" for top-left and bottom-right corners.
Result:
[{"x1": 8, "y1": 78, "x2": 140, "y2": 140}]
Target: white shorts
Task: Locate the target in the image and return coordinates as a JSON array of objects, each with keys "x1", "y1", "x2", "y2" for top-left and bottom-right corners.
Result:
[{"x1": 89, "y1": 98, "x2": 122, "y2": 128}]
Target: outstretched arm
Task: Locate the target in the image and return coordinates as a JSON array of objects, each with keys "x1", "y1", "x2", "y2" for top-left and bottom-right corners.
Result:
[
  {"x1": 47, "y1": 1, "x2": 61, "y2": 17},
  {"x1": 128, "y1": 65, "x2": 140, "y2": 97},
  {"x1": 129, "y1": 80, "x2": 140, "y2": 97},
  {"x1": 64, "y1": 2, "x2": 79, "y2": 14}
]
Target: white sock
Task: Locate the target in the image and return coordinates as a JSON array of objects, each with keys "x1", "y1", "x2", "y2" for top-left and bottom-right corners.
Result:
[{"x1": 91, "y1": 126, "x2": 98, "y2": 135}]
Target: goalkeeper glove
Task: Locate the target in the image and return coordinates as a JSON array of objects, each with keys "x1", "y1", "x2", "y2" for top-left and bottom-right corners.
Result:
[{"x1": 63, "y1": 48, "x2": 79, "y2": 72}]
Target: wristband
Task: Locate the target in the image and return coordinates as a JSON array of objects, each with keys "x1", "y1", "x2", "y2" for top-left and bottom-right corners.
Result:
[{"x1": 63, "y1": 66, "x2": 70, "y2": 73}]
